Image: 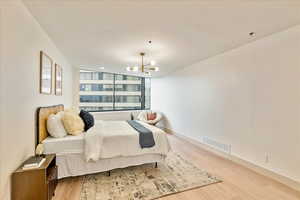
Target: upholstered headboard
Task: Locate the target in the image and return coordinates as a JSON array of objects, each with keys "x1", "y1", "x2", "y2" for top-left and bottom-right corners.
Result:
[{"x1": 36, "y1": 104, "x2": 64, "y2": 145}]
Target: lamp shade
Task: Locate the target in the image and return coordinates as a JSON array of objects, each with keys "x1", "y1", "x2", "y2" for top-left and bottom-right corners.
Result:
[
  {"x1": 126, "y1": 66, "x2": 139, "y2": 72},
  {"x1": 35, "y1": 143, "x2": 44, "y2": 156}
]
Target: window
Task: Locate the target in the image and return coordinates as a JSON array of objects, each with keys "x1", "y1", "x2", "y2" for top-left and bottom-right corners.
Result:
[
  {"x1": 79, "y1": 70, "x2": 151, "y2": 112},
  {"x1": 114, "y1": 84, "x2": 141, "y2": 91},
  {"x1": 80, "y1": 84, "x2": 113, "y2": 91}
]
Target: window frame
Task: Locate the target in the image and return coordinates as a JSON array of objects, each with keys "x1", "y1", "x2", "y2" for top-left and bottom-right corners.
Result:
[{"x1": 79, "y1": 70, "x2": 151, "y2": 112}]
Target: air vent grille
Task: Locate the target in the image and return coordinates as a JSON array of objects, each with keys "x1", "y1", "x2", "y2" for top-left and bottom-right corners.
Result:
[{"x1": 202, "y1": 137, "x2": 231, "y2": 154}]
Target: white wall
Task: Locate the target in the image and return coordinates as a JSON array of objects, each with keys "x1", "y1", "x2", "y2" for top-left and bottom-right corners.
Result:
[
  {"x1": 152, "y1": 25, "x2": 300, "y2": 183},
  {"x1": 0, "y1": 1, "x2": 73, "y2": 199},
  {"x1": 73, "y1": 67, "x2": 80, "y2": 108},
  {"x1": 0, "y1": 6, "x2": 4, "y2": 200}
]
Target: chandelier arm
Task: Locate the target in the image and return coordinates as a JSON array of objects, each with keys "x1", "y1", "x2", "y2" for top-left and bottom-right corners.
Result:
[
  {"x1": 126, "y1": 52, "x2": 158, "y2": 74},
  {"x1": 144, "y1": 66, "x2": 156, "y2": 69}
]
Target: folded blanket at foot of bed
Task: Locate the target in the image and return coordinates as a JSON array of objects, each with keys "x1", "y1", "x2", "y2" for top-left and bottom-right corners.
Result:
[{"x1": 127, "y1": 120, "x2": 155, "y2": 148}]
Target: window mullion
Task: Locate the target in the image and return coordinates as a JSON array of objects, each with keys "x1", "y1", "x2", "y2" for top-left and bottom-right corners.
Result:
[
  {"x1": 141, "y1": 77, "x2": 145, "y2": 110},
  {"x1": 113, "y1": 74, "x2": 116, "y2": 111}
]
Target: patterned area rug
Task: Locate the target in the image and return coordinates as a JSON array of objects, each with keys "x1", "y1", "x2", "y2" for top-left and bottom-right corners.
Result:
[{"x1": 80, "y1": 152, "x2": 221, "y2": 200}]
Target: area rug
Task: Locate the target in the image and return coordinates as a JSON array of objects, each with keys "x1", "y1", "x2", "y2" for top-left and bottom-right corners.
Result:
[{"x1": 80, "y1": 152, "x2": 221, "y2": 200}]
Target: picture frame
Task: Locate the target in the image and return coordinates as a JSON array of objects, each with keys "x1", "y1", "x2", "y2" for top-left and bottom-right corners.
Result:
[
  {"x1": 55, "y1": 63, "x2": 63, "y2": 96},
  {"x1": 40, "y1": 51, "x2": 53, "y2": 94}
]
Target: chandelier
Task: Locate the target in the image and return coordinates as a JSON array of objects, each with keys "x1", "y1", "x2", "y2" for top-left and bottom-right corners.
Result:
[{"x1": 126, "y1": 52, "x2": 159, "y2": 75}]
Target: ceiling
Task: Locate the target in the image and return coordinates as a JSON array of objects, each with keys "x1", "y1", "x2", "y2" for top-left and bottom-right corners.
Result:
[{"x1": 23, "y1": 0, "x2": 300, "y2": 77}]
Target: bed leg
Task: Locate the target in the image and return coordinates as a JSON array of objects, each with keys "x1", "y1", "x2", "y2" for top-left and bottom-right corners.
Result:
[{"x1": 155, "y1": 162, "x2": 158, "y2": 168}]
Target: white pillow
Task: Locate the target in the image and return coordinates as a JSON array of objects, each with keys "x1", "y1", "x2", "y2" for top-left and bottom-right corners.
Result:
[{"x1": 47, "y1": 113, "x2": 67, "y2": 138}]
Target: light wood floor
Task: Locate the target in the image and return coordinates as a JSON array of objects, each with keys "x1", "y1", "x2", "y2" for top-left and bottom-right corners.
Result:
[{"x1": 53, "y1": 134, "x2": 300, "y2": 200}]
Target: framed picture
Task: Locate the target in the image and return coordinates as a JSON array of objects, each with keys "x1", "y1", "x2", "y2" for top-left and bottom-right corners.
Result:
[
  {"x1": 55, "y1": 63, "x2": 63, "y2": 96},
  {"x1": 40, "y1": 51, "x2": 53, "y2": 94}
]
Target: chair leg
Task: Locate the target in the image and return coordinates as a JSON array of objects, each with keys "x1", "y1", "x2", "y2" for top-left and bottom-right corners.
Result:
[
  {"x1": 108, "y1": 171, "x2": 111, "y2": 176},
  {"x1": 155, "y1": 162, "x2": 158, "y2": 168}
]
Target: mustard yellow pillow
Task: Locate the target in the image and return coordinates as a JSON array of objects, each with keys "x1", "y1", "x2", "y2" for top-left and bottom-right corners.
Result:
[{"x1": 62, "y1": 110, "x2": 84, "y2": 135}]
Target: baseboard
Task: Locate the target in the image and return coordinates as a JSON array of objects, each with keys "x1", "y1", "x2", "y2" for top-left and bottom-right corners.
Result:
[{"x1": 165, "y1": 128, "x2": 300, "y2": 192}]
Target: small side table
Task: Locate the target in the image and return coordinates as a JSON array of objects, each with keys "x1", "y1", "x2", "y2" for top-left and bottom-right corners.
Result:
[{"x1": 12, "y1": 154, "x2": 57, "y2": 200}]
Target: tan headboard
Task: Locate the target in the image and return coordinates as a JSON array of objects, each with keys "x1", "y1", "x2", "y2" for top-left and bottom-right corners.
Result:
[{"x1": 36, "y1": 104, "x2": 64, "y2": 144}]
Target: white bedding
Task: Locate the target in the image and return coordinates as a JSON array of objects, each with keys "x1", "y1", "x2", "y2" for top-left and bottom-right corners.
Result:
[
  {"x1": 43, "y1": 134, "x2": 84, "y2": 154},
  {"x1": 85, "y1": 120, "x2": 171, "y2": 161},
  {"x1": 56, "y1": 153, "x2": 166, "y2": 179},
  {"x1": 43, "y1": 120, "x2": 171, "y2": 162}
]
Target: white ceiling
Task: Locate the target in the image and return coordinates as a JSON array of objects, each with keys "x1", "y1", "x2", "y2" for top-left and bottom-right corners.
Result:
[{"x1": 23, "y1": 0, "x2": 300, "y2": 77}]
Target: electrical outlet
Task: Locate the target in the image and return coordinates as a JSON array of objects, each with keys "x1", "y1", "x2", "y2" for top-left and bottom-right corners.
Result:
[{"x1": 265, "y1": 154, "x2": 269, "y2": 163}]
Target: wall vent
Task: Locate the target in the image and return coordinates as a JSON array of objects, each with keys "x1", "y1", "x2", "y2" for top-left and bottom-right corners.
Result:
[{"x1": 202, "y1": 137, "x2": 231, "y2": 154}]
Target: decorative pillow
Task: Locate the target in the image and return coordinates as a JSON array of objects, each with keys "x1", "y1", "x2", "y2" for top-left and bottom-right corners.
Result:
[
  {"x1": 56, "y1": 111, "x2": 65, "y2": 119},
  {"x1": 62, "y1": 110, "x2": 84, "y2": 135},
  {"x1": 65, "y1": 108, "x2": 80, "y2": 114},
  {"x1": 47, "y1": 113, "x2": 67, "y2": 138},
  {"x1": 79, "y1": 110, "x2": 94, "y2": 131},
  {"x1": 137, "y1": 111, "x2": 162, "y2": 125},
  {"x1": 147, "y1": 112, "x2": 157, "y2": 120}
]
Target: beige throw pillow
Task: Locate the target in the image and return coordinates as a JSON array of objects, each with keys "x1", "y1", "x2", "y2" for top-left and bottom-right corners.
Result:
[{"x1": 62, "y1": 110, "x2": 84, "y2": 135}]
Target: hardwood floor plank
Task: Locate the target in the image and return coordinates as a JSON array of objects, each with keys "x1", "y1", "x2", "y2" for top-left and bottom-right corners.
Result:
[{"x1": 53, "y1": 134, "x2": 300, "y2": 200}]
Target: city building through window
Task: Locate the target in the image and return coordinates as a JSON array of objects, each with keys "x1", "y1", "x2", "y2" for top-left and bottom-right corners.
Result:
[{"x1": 79, "y1": 70, "x2": 151, "y2": 112}]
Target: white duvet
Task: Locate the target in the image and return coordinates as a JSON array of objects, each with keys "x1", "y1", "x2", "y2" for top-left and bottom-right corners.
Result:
[{"x1": 85, "y1": 120, "x2": 171, "y2": 162}]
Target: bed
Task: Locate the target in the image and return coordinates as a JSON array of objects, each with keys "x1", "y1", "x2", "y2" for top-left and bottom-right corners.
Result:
[{"x1": 37, "y1": 105, "x2": 171, "y2": 179}]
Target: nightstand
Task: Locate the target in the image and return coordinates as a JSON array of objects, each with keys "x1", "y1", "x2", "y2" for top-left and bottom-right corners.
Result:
[{"x1": 12, "y1": 154, "x2": 57, "y2": 200}]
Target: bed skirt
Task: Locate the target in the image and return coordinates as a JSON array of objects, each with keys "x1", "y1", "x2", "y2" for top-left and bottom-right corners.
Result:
[{"x1": 56, "y1": 153, "x2": 166, "y2": 179}]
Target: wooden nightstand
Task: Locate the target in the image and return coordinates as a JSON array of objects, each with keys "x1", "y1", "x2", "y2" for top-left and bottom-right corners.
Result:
[{"x1": 12, "y1": 154, "x2": 58, "y2": 200}]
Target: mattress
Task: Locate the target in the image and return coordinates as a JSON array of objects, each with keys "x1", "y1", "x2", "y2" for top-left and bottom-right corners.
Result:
[{"x1": 42, "y1": 134, "x2": 84, "y2": 155}]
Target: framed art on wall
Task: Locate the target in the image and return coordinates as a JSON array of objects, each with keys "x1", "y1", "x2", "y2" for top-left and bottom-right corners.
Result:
[
  {"x1": 55, "y1": 63, "x2": 62, "y2": 96},
  {"x1": 40, "y1": 51, "x2": 53, "y2": 94}
]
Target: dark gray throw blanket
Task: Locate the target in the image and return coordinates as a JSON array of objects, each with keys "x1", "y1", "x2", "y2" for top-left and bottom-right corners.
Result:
[{"x1": 127, "y1": 120, "x2": 155, "y2": 148}]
